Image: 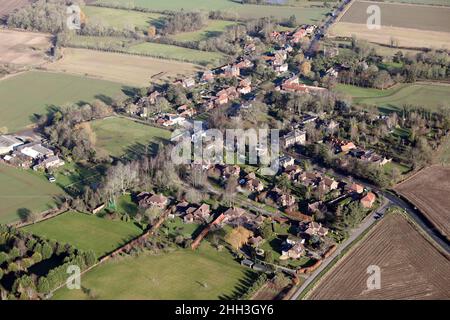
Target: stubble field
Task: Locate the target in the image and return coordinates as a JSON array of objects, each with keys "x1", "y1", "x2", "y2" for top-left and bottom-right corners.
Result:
[
  {"x1": 0, "y1": 29, "x2": 51, "y2": 66},
  {"x1": 46, "y1": 48, "x2": 203, "y2": 86},
  {"x1": 307, "y1": 212, "x2": 450, "y2": 299},
  {"x1": 330, "y1": 1, "x2": 450, "y2": 49},
  {"x1": 395, "y1": 166, "x2": 450, "y2": 241}
]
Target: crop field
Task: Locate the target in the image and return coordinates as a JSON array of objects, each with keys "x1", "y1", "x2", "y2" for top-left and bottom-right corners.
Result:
[
  {"x1": 82, "y1": 5, "x2": 165, "y2": 31},
  {"x1": 330, "y1": 1, "x2": 450, "y2": 49},
  {"x1": 0, "y1": 164, "x2": 63, "y2": 224},
  {"x1": 0, "y1": 0, "x2": 32, "y2": 20},
  {"x1": 335, "y1": 83, "x2": 450, "y2": 112},
  {"x1": 46, "y1": 48, "x2": 202, "y2": 86},
  {"x1": 170, "y1": 19, "x2": 237, "y2": 42},
  {"x1": 0, "y1": 71, "x2": 126, "y2": 133},
  {"x1": 90, "y1": 117, "x2": 171, "y2": 158},
  {"x1": 23, "y1": 211, "x2": 143, "y2": 257},
  {"x1": 93, "y1": 0, "x2": 331, "y2": 22},
  {"x1": 52, "y1": 243, "x2": 257, "y2": 300},
  {"x1": 0, "y1": 29, "x2": 51, "y2": 66},
  {"x1": 395, "y1": 166, "x2": 450, "y2": 241},
  {"x1": 307, "y1": 212, "x2": 450, "y2": 299}
]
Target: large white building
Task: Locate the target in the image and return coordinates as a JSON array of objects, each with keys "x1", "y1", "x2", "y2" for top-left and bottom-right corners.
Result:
[{"x1": 0, "y1": 135, "x2": 23, "y2": 155}]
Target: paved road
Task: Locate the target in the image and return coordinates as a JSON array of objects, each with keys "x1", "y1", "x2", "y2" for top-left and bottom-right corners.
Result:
[{"x1": 290, "y1": 199, "x2": 390, "y2": 300}]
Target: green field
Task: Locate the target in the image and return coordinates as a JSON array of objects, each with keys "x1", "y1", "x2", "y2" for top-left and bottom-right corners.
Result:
[
  {"x1": 66, "y1": 35, "x2": 225, "y2": 65},
  {"x1": 23, "y1": 211, "x2": 143, "y2": 257},
  {"x1": 53, "y1": 242, "x2": 257, "y2": 299},
  {"x1": 335, "y1": 83, "x2": 450, "y2": 112},
  {"x1": 83, "y1": 6, "x2": 236, "y2": 42},
  {"x1": 170, "y1": 19, "x2": 237, "y2": 42},
  {"x1": 90, "y1": 117, "x2": 171, "y2": 158},
  {"x1": 128, "y1": 42, "x2": 226, "y2": 65},
  {"x1": 83, "y1": 6, "x2": 165, "y2": 30},
  {"x1": 0, "y1": 71, "x2": 127, "y2": 133},
  {"x1": 93, "y1": 0, "x2": 331, "y2": 22},
  {"x1": 0, "y1": 164, "x2": 63, "y2": 224}
]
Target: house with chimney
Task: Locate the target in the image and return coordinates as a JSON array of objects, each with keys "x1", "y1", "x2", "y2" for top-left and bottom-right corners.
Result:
[
  {"x1": 304, "y1": 221, "x2": 329, "y2": 237},
  {"x1": 282, "y1": 129, "x2": 306, "y2": 148}
]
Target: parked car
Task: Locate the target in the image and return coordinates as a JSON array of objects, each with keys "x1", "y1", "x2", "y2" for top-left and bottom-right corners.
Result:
[{"x1": 48, "y1": 176, "x2": 56, "y2": 183}]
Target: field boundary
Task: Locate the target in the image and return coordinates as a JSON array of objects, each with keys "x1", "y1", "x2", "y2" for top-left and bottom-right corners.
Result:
[{"x1": 46, "y1": 211, "x2": 169, "y2": 299}]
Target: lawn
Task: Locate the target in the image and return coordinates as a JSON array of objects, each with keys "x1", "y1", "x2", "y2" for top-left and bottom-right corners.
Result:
[
  {"x1": 23, "y1": 211, "x2": 143, "y2": 257},
  {"x1": 128, "y1": 42, "x2": 226, "y2": 66},
  {"x1": 0, "y1": 164, "x2": 63, "y2": 224},
  {"x1": 82, "y1": 5, "x2": 165, "y2": 31},
  {"x1": 52, "y1": 242, "x2": 257, "y2": 299},
  {"x1": 93, "y1": 0, "x2": 331, "y2": 22},
  {"x1": 0, "y1": 71, "x2": 127, "y2": 133},
  {"x1": 170, "y1": 19, "x2": 237, "y2": 42},
  {"x1": 335, "y1": 83, "x2": 450, "y2": 112},
  {"x1": 90, "y1": 117, "x2": 171, "y2": 158},
  {"x1": 162, "y1": 216, "x2": 203, "y2": 238}
]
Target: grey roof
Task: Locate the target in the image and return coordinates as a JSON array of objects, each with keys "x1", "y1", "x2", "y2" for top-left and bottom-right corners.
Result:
[{"x1": 0, "y1": 135, "x2": 23, "y2": 148}]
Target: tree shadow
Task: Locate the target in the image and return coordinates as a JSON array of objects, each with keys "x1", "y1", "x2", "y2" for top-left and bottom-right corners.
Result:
[
  {"x1": 149, "y1": 16, "x2": 167, "y2": 29},
  {"x1": 218, "y1": 269, "x2": 259, "y2": 300},
  {"x1": 17, "y1": 208, "x2": 32, "y2": 222},
  {"x1": 121, "y1": 86, "x2": 141, "y2": 98}
]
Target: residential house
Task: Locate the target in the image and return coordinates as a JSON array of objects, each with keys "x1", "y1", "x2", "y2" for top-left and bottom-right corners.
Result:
[
  {"x1": 340, "y1": 141, "x2": 356, "y2": 153},
  {"x1": 248, "y1": 236, "x2": 264, "y2": 247},
  {"x1": 245, "y1": 177, "x2": 264, "y2": 192},
  {"x1": 275, "y1": 63, "x2": 289, "y2": 73},
  {"x1": 222, "y1": 165, "x2": 241, "y2": 179},
  {"x1": 148, "y1": 91, "x2": 161, "y2": 104},
  {"x1": 177, "y1": 105, "x2": 196, "y2": 118},
  {"x1": 326, "y1": 67, "x2": 339, "y2": 77},
  {"x1": 348, "y1": 183, "x2": 364, "y2": 194},
  {"x1": 182, "y1": 77, "x2": 196, "y2": 88},
  {"x1": 324, "y1": 47, "x2": 339, "y2": 58},
  {"x1": 305, "y1": 221, "x2": 328, "y2": 237},
  {"x1": 34, "y1": 155, "x2": 65, "y2": 170},
  {"x1": 223, "y1": 65, "x2": 240, "y2": 78},
  {"x1": 236, "y1": 59, "x2": 254, "y2": 69},
  {"x1": 361, "y1": 192, "x2": 376, "y2": 208},
  {"x1": 201, "y1": 70, "x2": 214, "y2": 82},
  {"x1": 184, "y1": 203, "x2": 211, "y2": 223},
  {"x1": 284, "y1": 165, "x2": 302, "y2": 180},
  {"x1": 321, "y1": 177, "x2": 338, "y2": 191},
  {"x1": 282, "y1": 242, "x2": 305, "y2": 259},
  {"x1": 291, "y1": 28, "x2": 307, "y2": 43},
  {"x1": 282, "y1": 129, "x2": 306, "y2": 148},
  {"x1": 277, "y1": 193, "x2": 296, "y2": 207},
  {"x1": 139, "y1": 193, "x2": 168, "y2": 209},
  {"x1": 279, "y1": 155, "x2": 295, "y2": 168}
]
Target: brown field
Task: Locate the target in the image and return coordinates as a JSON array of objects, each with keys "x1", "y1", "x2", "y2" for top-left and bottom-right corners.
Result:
[
  {"x1": 0, "y1": 29, "x2": 52, "y2": 66},
  {"x1": 395, "y1": 166, "x2": 450, "y2": 240},
  {"x1": 45, "y1": 48, "x2": 204, "y2": 87},
  {"x1": 330, "y1": 1, "x2": 450, "y2": 49},
  {"x1": 0, "y1": 0, "x2": 32, "y2": 20},
  {"x1": 308, "y1": 213, "x2": 450, "y2": 300},
  {"x1": 341, "y1": 1, "x2": 450, "y2": 32}
]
